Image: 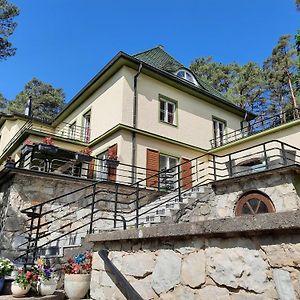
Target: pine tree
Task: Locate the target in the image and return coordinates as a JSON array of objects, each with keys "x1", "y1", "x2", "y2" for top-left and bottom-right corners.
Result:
[
  {"x1": 0, "y1": 92, "x2": 7, "y2": 111},
  {"x1": 190, "y1": 58, "x2": 266, "y2": 115},
  {"x1": 0, "y1": 0, "x2": 19, "y2": 60},
  {"x1": 8, "y1": 78, "x2": 65, "y2": 121},
  {"x1": 263, "y1": 35, "x2": 298, "y2": 116}
]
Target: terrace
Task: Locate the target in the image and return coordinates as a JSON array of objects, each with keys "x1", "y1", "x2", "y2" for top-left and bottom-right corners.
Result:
[{"x1": 210, "y1": 108, "x2": 300, "y2": 148}]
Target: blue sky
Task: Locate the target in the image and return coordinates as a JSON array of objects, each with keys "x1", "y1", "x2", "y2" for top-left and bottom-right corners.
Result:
[{"x1": 0, "y1": 0, "x2": 299, "y2": 102}]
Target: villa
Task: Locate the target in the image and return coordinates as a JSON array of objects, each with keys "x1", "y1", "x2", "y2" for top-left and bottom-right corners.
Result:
[{"x1": 0, "y1": 46, "x2": 300, "y2": 299}]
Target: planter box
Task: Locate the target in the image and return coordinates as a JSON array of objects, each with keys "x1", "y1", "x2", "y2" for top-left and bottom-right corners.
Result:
[
  {"x1": 75, "y1": 153, "x2": 93, "y2": 162},
  {"x1": 105, "y1": 159, "x2": 120, "y2": 168},
  {"x1": 38, "y1": 144, "x2": 58, "y2": 155},
  {"x1": 21, "y1": 144, "x2": 34, "y2": 156}
]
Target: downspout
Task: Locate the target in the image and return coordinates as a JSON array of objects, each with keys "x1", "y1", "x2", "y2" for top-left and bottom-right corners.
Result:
[{"x1": 131, "y1": 63, "x2": 143, "y2": 184}]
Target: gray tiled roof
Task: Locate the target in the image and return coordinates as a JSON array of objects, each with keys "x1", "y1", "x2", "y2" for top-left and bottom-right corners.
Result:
[{"x1": 133, "y1": 46, "x2": 228, "y2": 101}]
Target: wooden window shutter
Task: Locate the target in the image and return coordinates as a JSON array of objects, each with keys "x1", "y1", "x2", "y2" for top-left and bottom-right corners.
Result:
[
  {"x1": 108, "y1": 143, "x2": 118, "y2": 182},
  {"x1": 146, "y1": 149, "x2": 159, "y2": 188},
  {"x1": 181, "y1": 158, "x2": 192, "y2": 189},
  {"x1": 87, "y1": 159, "x2": 95, "y2": 179}
]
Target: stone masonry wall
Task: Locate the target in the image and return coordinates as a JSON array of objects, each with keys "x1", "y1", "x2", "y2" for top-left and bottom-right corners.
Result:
[
  {"x1": 177, "y1": 168, "x2": 300, "y2": 223},
  {"x1": 0, "y1": 171, "x2": 135, "y2": 260},
  {"x1": 89, "y1": 213, "x2": 300, "y2": 300}
]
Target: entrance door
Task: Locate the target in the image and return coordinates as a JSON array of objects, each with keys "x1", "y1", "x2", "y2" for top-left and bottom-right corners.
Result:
[
  {"x1": 159, "y1": 154, "x2": 178, "y2": 190},
  {"x1": 96, "y1": 151, "x2": 108, "y2": 181}
]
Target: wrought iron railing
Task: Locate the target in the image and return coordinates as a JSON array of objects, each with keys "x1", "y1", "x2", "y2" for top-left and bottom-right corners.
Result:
[
  {"x1": 1, "y1": 121, "x2": 91, "y2": 160},
  {"x1": 210, "y1": 108, "x2": 300, "y2": 148},
  {"x1": 15, "y1": 140, "x2": 300, "y2": 266},
  {"x1": 14, "y1": 145, "x2": 152, "y2": 187}
]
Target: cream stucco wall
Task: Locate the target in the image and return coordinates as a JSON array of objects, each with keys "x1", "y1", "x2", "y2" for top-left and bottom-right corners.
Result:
[
  {"x1": 121, "y1": 67, "x2": 244, "y2": 150},
  {"x1": 0, "y1": 119, "x2": 27, "y2": 154},
  {"x1": 55, "y1": 67, "x2": 127, "y2": 142}
]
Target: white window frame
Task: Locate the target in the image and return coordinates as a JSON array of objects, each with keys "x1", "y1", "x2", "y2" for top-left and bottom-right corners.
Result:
[
  {"x1": 159, "y1": 98, "x2": 177, "y2": 126},
  {"x1": 83, "y1": 111, "x2": 91, "y2": 142},
  {"x1": 175, "y1": 69, "x2": 199, "y2": 86},
  {"x1": 213, "y1": 118, "x2": 226, "y2": 147}
]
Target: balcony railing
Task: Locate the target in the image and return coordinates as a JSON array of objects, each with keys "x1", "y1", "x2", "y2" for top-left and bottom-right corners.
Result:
[
  {"x1": 33, "y1": 122, "x2": 91, "y2": 143},
  {"x1": 1, "y1": 121, "x2": 91, "y2": 159},
  {"x1": 210, "y1": 108, "x2": 300, "y2": 148}
]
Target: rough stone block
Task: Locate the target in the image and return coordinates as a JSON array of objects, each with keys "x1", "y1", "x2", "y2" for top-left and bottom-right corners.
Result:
[
  {"x1": 181, "y1": 251, "x2": 205, "y2": 288},
  {"x1": 151, "y1": 250, "x2": 181, "y2": 294},
  {"x1": 262, "y1": 243, "x2": 300, "y2": 268},
  {"x1": 196, "y1": 286, "x2": 230, "y2": 300},
  {"x1": 273, "y1": 269, "x2": 296, "y2": 300},
  {"x1": 130, "y1": 276, "x2": 155, "y2": 300},
  {"x1": 206, "y1": 247, "x2": 268, "y2": 293},
  {"x1": 122, "y1": 252, "x2": 155, "y2": 277}
]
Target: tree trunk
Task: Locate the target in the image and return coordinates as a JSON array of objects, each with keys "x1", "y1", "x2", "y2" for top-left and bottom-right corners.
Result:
[{"x1": 288, "y1": 76, "x2": 298, "y2": 110}]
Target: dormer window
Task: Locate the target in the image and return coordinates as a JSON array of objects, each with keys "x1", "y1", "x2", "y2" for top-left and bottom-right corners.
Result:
[{"x1": 175, "y1": 69, "x2": 199, "y2": 86}]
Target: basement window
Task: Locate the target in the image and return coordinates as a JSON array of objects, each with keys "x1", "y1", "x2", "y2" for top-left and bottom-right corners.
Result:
[{"x1": 235, "y1": 191, "x2": 275, "y2": 216}]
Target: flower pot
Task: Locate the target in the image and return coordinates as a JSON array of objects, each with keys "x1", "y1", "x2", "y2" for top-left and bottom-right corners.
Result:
[
  {"x1": 64, "y1": 274, "x2": 90, "y2": 300},
  {"x1": 0, "y1": 277, "x2": 4, "y2": 294},
  {"x1": 38, "y1": 144, "x2": 58, "y2": 155},
  {"x1": 11, "y1": 281, "x2": 30, "y2": 297},
  {"x1": 75, "y1": 153, "x2": 93, "y2": 162},
  {"x1": 38, "y1": 278, "x2": 57, "y2": 296}
]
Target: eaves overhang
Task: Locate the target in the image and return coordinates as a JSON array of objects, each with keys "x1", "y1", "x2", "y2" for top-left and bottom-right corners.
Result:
[{"x1": 52, "y1": 52, "x2": 255, "y2": 126}]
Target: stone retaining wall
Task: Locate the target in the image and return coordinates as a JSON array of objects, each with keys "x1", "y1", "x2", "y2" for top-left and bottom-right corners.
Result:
[
  {"x1": 89, "y1": 211, "x2": 300, "y2": 300},
  {"x1": 0, "y1": 170, "x2": 139, "y2": 259},
  {"x1": 176, "y1": 167, "x2": 300, "y2": 223}
]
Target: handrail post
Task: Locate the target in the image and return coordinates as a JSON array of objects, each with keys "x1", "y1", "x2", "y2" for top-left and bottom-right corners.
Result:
[
  {"x1": 228, "y1": 154, "x2": 233, "y2": 177},
  {"x1": 24, "y1": 207, "x2": 36, "y2": 270},
  {"x1": 177, "y1": 165, "x2": 182, "y2": 202},
  {"x1": 113, "y1": 184, "x2": 119, "y2": 228},
  {"x1": 263, "y1": 144, "x2": 269, "y2": 169},
  {"x1": 89, "y1": 184, "x2": 96, "y2": 234},
  {"x1": 212, "y1": 155, "x2": 217, "y2": 181},
  {"x1": 135, "y1": 183, "x2": 139, "y2": 228},
  {"x1": 32, "y1": 205, "x2": 43, "y2": 264},
  {"x1": 157, "y1": 171, "x2": 160, "y2": 192},
  {"x1": 281, "y1": 142, "x2": 287, "y2": 166}
]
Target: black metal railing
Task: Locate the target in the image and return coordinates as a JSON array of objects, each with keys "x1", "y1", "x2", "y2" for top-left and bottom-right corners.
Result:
[
  {"x1": 210, "y1": 108, "x2": 300, "y2": 148},
  {"x1": 15, "y1": 140, "x2": 300, "y2": 266},
  {"x1": 98, "y1": 250, "x2": 143, "y2": 300},
  {"x1": 1, "y1": 121, "x2": 91, "y2": 161},
  {"x1": 14, "y1": 145, "x2": 152, "y2": 188}
]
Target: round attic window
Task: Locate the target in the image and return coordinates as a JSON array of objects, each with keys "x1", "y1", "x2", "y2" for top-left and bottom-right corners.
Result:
[{"x1": 235, "y1": 192, "x2": 275, "y2": 216}]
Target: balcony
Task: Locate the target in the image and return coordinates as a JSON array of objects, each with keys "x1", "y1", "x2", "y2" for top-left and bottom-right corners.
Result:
[
  {"x1": 210, "y1": 108, "x2": 300, "y2": 148},
  {"x1": 1, "y1": 121, "x2": 91, "y2": 159}
]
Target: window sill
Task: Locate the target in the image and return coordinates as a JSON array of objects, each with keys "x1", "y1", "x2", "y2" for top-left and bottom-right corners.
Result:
[{"x1": 159, "y1": 120, "x2": 178, "y2": 128}]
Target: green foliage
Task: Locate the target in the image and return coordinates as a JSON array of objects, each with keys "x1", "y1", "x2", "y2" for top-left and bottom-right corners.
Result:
[
  {"x1": 296, "y1": 0, "x2": 300, "y2": 10},
  {"x1": 0, "y1": 0, "x2": 19, "y2": 60},
  {"x1": 263, "y1": 34, "x2": 297, "y2": 112},
  {"x1": 190, "y1": 34, "x2": 298, "y2": 116},
  {"x1": 8, "y1": 78, "x2": 65, "y2": 121},
  {"x1": 0, "y1": 92, "x2": 7, "y2": 112},
  {"x1": 0, "y1": 257, "x2": 14, "y2": 277},
  {"x1": 296, "y1": 31, "x2": 300, "y2": 95},
  {"x1": 190, "y1": 58, "x2": 266, "y2": 114}
]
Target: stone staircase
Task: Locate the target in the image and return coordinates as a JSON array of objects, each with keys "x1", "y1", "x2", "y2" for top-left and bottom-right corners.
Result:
[
  {"x1": 17, "y1": 184, "x2": 214, "y2": 262},
  {"x1": 53, "y1": 185, "x2": 209, "y2": 259}
]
